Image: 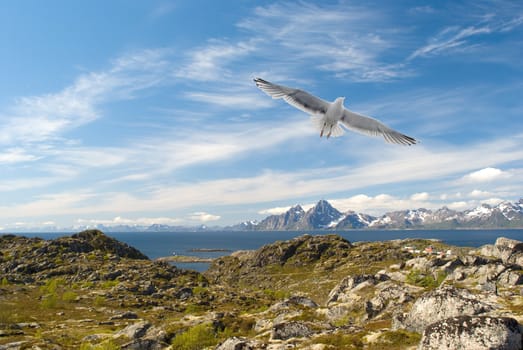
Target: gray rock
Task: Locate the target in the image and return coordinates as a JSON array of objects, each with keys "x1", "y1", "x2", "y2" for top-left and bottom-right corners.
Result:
[
  {"x1": 175, "y1": 287, "x2": 193, "y2": 300},
  {"x1": 82, "y1": 333, "x2": 112, "y2": 342},
  {"x1": 461, "y1": 254, "x2": 492, "y2": 266},
  {"x1": 418, "y1": 316, "x2": 522, "y2": 350},
  {"x1": 271, "y1": 321, "x2": 312, "y2": 340},
  {"x1": 121, "y1": 338, "x2": 167, "y2": 350},
  {"x1": 365, "y1": 281, "x2": 413, "y2": 319},
  {"x1": 110, "y1": 311, "x2": 139, "y2": 320},
  {"x1": 115, "y1": 321, "x2": 151, "y2": 339},
  {"x1": 0, "y1": 341, "x2": 28, "y2": 350},
  {"x1": 405, "y1": 257, "x2": 446, "y2": 271},
  {"x1": 477, "y1": 263, "x2": 507, "y2": 284},
  {"x1": 440, "y1": 258, "x2": 463, "y2": 274},
  {"x1": 327, "y1": 274, "x2": 385, "y2": 304},
  {"x1": 270, "y1": 296, "x2": 318, "y2": 312},
  {"x1": 393, "y1": 286, "x2": 493, "y2": 333},
  {"x1": 481, "y1": 237, "x2": 523, "y2": 267},
  {"x1": 215, "y1": 337, "x2": 254, "y2": 350},
  {"x1": 498, "y1": 269, "x2": 523, "y2": 287}
]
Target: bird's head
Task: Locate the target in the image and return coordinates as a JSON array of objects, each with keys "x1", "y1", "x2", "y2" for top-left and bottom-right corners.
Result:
[{"x1": 335, "y1": 97, "x2": 346, "y2": 106}]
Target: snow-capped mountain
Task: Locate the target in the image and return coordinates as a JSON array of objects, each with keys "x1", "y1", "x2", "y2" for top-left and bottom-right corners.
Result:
[
  {"x1": 248, "y1": 198, "x2": 523, "y2": 230},
  {"x1": 302, "y1": 200, "x2": 343, "y2": 229},
  {"x1": 253, "y1": 205, "x2": 306, "y2": 230}
]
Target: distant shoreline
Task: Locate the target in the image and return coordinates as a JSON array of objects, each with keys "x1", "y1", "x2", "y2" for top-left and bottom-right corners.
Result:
[
  {"x1": 156, "y1": 255, "x2": 215, "y2": 263},
  {"x1": 187, "y1": 248, "x2": 232, "y2": 252}
]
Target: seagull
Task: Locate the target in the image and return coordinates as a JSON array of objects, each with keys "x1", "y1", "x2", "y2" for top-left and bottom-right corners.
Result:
[{"x1": 254, "y1": 77, "x2": 417, "y2": 145}]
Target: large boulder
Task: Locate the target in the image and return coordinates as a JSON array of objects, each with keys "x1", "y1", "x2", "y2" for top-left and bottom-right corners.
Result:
[
  {"x1": 364, "y1": 281, "x2": 414, "y2": 320},
  {"x1": 480, "y1": 237, "x2": 523, "y2": 266},
  {"x1": 271, "y1": 321, "x2": 312, "y2": 340},
  {"x1": 418, "y1": 316, "x2": 522, "y2": 350},
  {"x1": 114, "y1": 321, "x2": 151, "y2": 339},
  {"x1": 393, "y1": 286, "x2": 493, "y2": 333}
]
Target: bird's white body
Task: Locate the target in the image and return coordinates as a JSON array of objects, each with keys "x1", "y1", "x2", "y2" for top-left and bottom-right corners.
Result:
[
  {"x1": 322, "y1": 97, "x2": 345, "y2": 137},
  {"x1": 254, "y1": 78, "x2": 417, "y2": 145}
]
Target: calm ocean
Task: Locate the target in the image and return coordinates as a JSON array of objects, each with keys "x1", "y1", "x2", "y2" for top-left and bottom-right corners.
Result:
[{"x1": 18, "y1": 229, "x2": 523, "y2": 272}]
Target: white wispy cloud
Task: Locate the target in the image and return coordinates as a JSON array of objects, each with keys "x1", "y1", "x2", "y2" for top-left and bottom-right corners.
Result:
[
  {"x1": 409, "y1": 25, "x2": 491, "y2": 60},
  {"x1": 189, "y1": 212, "x2": 221, "y2": 222},
  {"x1": 77, "y1": 216, "x2": 183, "y2": 227},
  {"x1": 131, "y1": 116, "x2": 314, "y2": 175},
  {"x1": 148, "y1": 1, "x2": 177, "y2": 19},
  {"x1": 409, "y1": 9, "x2": 523, "y2": 60},
  {"x1": 184, "y1": 90, "x2": 272, "y2": 110},
  {"x1": 2, "y1": 132, "x2": 522, "y2": 222},
  {"x1": 0, "y1": 49, "x2": 171, "y2": 146},
  {"x1": 0, "y1": 148, "x2": 39, "y2": 164},
  {"x1": 237, "y1": 2, "x2": 409, "y2": 82},
  {"x1": 469, "y1": 189, "x2": 494, "y2": 198},
  {"x1": 176, "y1": 40, "x2": 257, "y2": 81},
  {"x1": 408, "y1": 6, "x2": 436, "y2": 15},
  {"x1": 410, "y1": 192, "x2": 430, "y2": 201}
]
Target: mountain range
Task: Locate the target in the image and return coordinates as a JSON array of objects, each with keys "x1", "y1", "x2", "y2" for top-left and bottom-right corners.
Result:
[
  {"x1": 4, "y1": 199, "x2": 522, "y2": 233},
  {"x1": 233, "y1": 198, "x2": 523, "y2": 231}
]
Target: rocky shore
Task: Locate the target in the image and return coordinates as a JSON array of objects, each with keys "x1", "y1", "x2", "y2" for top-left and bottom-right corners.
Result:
[{"x1": 1, "y1": 230, "x2": 522, "y2": 349}]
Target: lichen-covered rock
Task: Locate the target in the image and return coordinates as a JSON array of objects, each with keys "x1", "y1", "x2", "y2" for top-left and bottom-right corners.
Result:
[
  {"x1": 110, "y1": 311, "x2": 139, "y2": 320},
  {"x1": 215, "y1": 337, "x2": 255, "y2": 350},
  {"x1": 121, "y1": 338, "x2": 167, "y2": 350},
  {"x1": 271, "y1": 321, "x2": 312, "y2": 340},
  {"x1": 364, "y1": 281, "x2": 414, "y2": 319},
  {"x1": 480, "y1": 237, "x2": 523, "y2": 267},
  {"x1": 114, "y1": 321, "x2": 151, "y2": 339},
  {"x1": 418, "y1": 316, "x2": 522, "y2": 350},
  {"x1": 393, "y1": 286, "x2": 493, "y2": 333},
  {"x1": 497, "y1": 269, "x2": 523, "y2": 287},
  {"x1": 405, "y1": 257, "x2": 446, "y2": 271},
  {"x1": 270, "y1": 296, "x2": 318, "y2": 311},
  {"x1": 327, "y1": 274, "x2": 388, "y2": 304}
]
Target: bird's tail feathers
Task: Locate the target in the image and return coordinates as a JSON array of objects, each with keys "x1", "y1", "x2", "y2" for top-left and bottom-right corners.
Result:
[{"x1": 310, "y1": 116, "x2": 345, "y2": 138}]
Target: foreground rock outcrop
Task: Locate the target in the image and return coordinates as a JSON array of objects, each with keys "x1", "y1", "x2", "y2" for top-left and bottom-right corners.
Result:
[
  {"x1": 393, "y1": 286, "x2": 494, "y2": 333},
  {"x1": 419, "y1": 316, "x2": 522, "y2": 350},
  {"x1": 1, "y1": 231, "x2": 522, "y2": 349}
]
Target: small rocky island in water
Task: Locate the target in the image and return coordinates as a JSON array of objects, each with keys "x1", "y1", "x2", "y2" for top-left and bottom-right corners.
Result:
[{"x1": 0, "y1": 230, "x2": 522, "y2": 349}]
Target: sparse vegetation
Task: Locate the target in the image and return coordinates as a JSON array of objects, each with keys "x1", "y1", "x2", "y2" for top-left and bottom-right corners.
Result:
[
  {"x1": 170, "y1": 323, "x2": 219, "y2": 350},
  {"x1": 0, "y1": 231, "x2": 521, "y2": 349},
  {"x1": 313, "y1": 332, "x2": 365, "y2": 349},
  {"x1": 406, "y1": 269, "x2": 446, "y2": 289},
  {"x1": 371, "y1": 329, "x2": 422, "y2": 349},
  {"x1": 80, "y1": 340, "x2": 120, "y2": 350}
]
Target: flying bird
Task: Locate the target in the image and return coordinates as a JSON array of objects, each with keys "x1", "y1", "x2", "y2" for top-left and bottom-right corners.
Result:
[{"x1": 254, "y1": 78, "x2": 417, "y2": 145}]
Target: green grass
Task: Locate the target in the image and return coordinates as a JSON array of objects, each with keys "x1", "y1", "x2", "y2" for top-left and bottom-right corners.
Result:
[
  {"x1": 100, "y1": 280, "x2": 119, "y2": 289},
  {"x1": 312, "y1": 332, "x2": 365, "y2": 349},
  {"x1": 80, "y1": 340, "x2": 120, "y2": 350},
  {"x1": 171, "y1": 323, "x2": 219, "y2": 350},
  {"x1": 406, "y1": 269, "x2": 446, "y2": 289},
  {"x1": 40, "y1": 293, "x2": 58, "y2": 309},
  {"x1": 368, "y1": 329, "x2": 421, "y2": 349},
  {"x1": 62, "y1": 290, "x2": 79, "y2": 302}
]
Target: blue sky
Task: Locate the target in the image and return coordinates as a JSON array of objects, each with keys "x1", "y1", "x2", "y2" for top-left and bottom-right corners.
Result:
[{"x1": 1, "y1": 0, "x2": 523, "y2": 229}]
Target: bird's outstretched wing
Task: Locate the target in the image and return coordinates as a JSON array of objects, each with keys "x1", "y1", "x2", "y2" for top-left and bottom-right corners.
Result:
[
  {"x1": 254, "y1": 78, "x2": 330, "y2": 115},
  {"x1": 341, "y1": 109, "x2": 417, "y2": 145}
]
